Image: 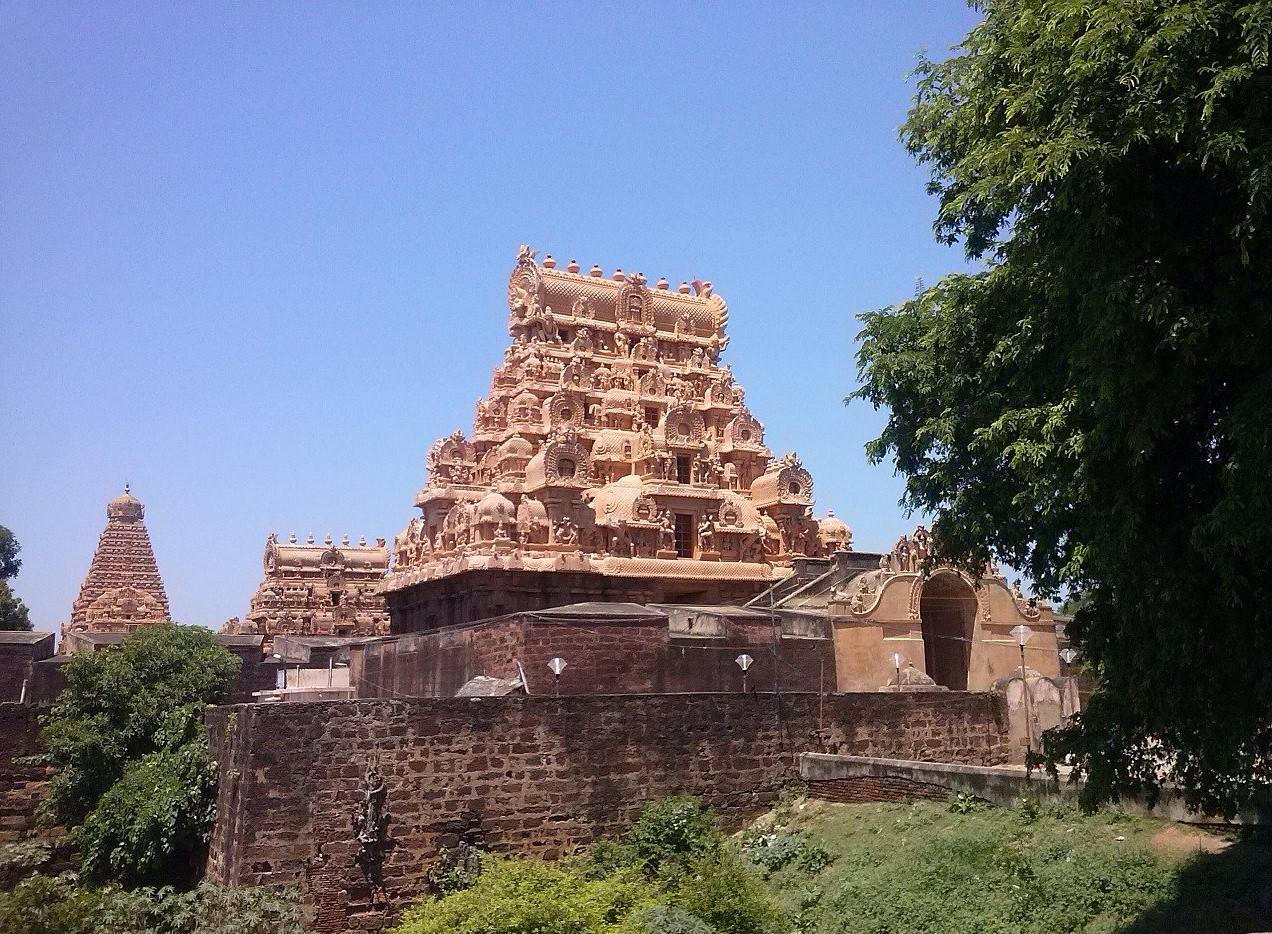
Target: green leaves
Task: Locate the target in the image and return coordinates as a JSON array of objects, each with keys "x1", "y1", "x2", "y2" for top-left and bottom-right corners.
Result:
[
  {"x1": 858, "y1": 0, "x2": 1272, "y2": 816},
  {"x1": 37, "y1": 624, "x2": 240, "y2": 886}
]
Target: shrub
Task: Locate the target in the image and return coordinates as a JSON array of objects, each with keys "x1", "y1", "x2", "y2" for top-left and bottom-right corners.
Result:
[
  {"x1": 0, "y1": 875, "x2": 302, "y2": 934},
  {"x1": 625, "y1": 796, "x2": 721, "y2": 875},
  {"x1": 631, "y1": 905, "x2": 713, "y2": 934},
  {"x1": 37, "y1": 624, "x2": 239, "y2": 887},
  {"x1": 670, "y1": 848, "x2": 786, "y2": 934},
  {"x1": 390, "y1": 855, "x2": 654, "y2": 934}
]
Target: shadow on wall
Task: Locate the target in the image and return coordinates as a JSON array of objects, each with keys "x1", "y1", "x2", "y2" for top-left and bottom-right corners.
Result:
[{"x1": 1120, "y1": 830, "x2": 1272, "y2": 933}]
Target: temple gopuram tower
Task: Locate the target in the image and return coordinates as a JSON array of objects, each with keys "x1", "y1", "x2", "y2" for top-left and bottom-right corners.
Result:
[
  {"x1": 222, "y1": 532, "x2": 391, "y2": 650},
  {"x1": 383, "y1": 246, "x2": 852, "y2": 631},
  {"x1": 61, "y1": 485, "x2": 171, "y2": 652}
]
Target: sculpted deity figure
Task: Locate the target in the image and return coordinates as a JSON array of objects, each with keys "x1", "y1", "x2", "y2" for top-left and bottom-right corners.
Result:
[
  {"x1": 849, "y1": 577, "x2": 871, "y2": 614},
  {"x1": 698, "y1": 514, "x2": 716, "y2": 551},
  {"x1": 894, "y1": 538, "x2": 913, "y2": 573},
  {"x1": 689, "y1": 346, "x2": 706, "y2": 369},
  {"x1": 912, "y1": 524, "x2": 931, "y2": 561},
  {"x1": 658, "y1": 510, "x2": 676, "y2": 551},
  {"x1": 573, "y1": 327, "x2": 594, "y2": 354},
  {"x1": 554, "y1": 516, "x2": 579, "y2": 546},
  {"x1": 614, "y1": 332, "x2": 630, "y2": 357}
]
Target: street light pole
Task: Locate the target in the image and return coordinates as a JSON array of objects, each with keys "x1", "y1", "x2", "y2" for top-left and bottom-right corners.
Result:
[
  {"x1": 547, "y1": 657, "x2": 567, "y2": 696},
  {"x1": 735, "y1": 653, "x2": 754, "y2": 693},
  {"x1": 1010, "y1": 625, "x2": 1035, "y2": 768}
]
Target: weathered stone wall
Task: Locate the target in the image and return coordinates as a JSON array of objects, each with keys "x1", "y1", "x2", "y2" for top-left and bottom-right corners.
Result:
[
  {"x1": 0, "y1": 634, "x2": 54, "y2": 704},
  {"x1": 351, "y1": 616, "x2": 834, "y2": 698},
  {"x1": 806, "y1": 775, "x2": 952, "y2": 804},
  {"x1": 0, "y1": 703, "x2": 49, "y2": 843},
  {"x1": 205, "y1": 692, "x2": 1009, "y2": 931}
]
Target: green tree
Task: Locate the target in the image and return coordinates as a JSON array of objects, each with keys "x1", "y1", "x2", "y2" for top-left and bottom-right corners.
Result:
[
  {"x1": 0, "y1": 526, "x2": 32, "y2": 631},
  {"x1": 854, "y1": 0, "x2": 1272, "y2": 817},
  {"x1": 38, "y1": 624, "x2": 240, "y2": 886}
]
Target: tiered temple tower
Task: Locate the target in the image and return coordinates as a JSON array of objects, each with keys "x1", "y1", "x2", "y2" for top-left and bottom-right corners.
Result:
[
  {"x1": 383, "y1": 246, "x2": 852, "y2": 631},
  {"x1": 61, "y1": 486, "x2": 171, "y2": 651},
  {"x1": 222, "y1": 533, "x2": 391, "y2": 650}
]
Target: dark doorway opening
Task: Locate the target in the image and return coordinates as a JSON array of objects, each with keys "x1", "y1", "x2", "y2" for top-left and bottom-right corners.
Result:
[
  {"x1": 919, "y1": 574, "x2": 977, "y2": 690},
  {"x1": 673, "y1": 513, "x2": 694, "y2": 557}
]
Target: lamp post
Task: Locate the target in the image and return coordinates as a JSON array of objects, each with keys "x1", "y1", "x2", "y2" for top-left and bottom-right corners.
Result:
[
  {"x1": 547, "y1": 657, "x2": 567, "y2": 696},
  {"x1": 1010, "y1": 625, "x2": 1034, "y2": 765},
  {"x1": 1059, "y1": 647, "x2": 1078, "y2": 673},
  {"x1": 735, "y1": 653, "x2": 754, "y2": 693},
  {"x1": 891, "y1": 652, "x2": 903, "y2": 690}
]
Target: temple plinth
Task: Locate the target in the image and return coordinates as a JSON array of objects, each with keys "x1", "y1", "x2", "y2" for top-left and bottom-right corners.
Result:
[
  {"x1": 383, "y1": 246, "x2": 852, "y2": 631},
  {"x1": 62, "y1": 486, "x2": 171, "y2": 652}
]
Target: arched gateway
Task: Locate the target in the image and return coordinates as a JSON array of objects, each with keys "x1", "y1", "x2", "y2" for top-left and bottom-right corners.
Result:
[{"x1": 919, "y1": 572, "x2": 978, "y2": 690}]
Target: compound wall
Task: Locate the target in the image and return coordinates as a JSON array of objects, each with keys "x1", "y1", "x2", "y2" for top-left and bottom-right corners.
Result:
[{"x1": 205, "y1": 691, "x2": 1010, "y2": 932}]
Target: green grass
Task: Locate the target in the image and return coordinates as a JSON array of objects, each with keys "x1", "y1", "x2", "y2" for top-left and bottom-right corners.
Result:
[{"x1": 748, "y1": 797, "x2": 1272, "y2": 934}]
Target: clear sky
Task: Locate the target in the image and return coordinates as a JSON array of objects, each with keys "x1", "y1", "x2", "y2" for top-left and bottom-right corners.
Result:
[{"x1": 1, "y1": 2, "x2": 983, "y2": 632}]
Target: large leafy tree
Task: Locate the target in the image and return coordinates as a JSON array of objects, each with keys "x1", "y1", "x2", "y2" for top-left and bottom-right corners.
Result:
[
  {"x1": 0, "y1": 526, "x2": 32, "y2": 631},
  {"x1": 38, "y1": 624, "x2": 240, "y2": 886},
  {"x1": 855, "y1": 0, "x2": 1272, "y2": 817}
]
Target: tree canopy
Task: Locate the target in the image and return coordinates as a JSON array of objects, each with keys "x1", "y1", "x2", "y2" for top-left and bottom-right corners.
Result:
[
  {"x1": 0, "y1": 526, "x2": 32, "y2": 631},
  {"x1": 854, "y1": 0, "x2": 1272, "y2": 816},
  {"x1": 38, "y1": 624, "x2": 240, "y2": 886}
]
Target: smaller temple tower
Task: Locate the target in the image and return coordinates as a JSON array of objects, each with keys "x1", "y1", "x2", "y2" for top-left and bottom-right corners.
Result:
[
  {"x1": 222, "y1": 533, "x2": 391, "y2": 650},
  {"x1": 62, "y1": 486, "x2": 171, "y2": 652}
]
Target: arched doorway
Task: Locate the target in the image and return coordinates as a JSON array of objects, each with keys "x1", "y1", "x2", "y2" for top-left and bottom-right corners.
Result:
[{"x1": 919, "y1": 573, "x2": 977, "y2": 690}]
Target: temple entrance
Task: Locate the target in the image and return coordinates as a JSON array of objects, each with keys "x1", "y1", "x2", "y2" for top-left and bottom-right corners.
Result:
[{"x1": 919, "y1": 574, "x2": 977, "y2": 690}]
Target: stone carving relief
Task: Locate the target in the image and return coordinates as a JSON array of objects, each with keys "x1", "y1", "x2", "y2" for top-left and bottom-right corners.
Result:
[{"x1": 386, "y1": 246, "x2": 851, "y2": 585}]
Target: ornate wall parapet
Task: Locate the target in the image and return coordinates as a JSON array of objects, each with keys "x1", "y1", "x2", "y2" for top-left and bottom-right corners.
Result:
[{"x1": 384, "y1": 246, "x2": 851, "y2": 593}]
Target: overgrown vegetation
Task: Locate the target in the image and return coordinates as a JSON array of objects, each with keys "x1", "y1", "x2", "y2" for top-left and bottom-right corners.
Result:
[
  {"x1": 0, "y1": 875, "x2": 303, "y2": 934},
  {"x1": 392, "y1": 795, "x2": 786, "y2": 934},
  {"x1": 392, "y1": 794, "x2": 1270, "y2": 934},
  {"x1": 35, "y1": 624, "x2": 240, "y2": 887},
  {"x1": 761, "y1": 797, "x2": 1270, "y2": 934}
]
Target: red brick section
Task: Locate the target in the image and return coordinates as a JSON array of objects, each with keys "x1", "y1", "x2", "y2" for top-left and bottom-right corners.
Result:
[
  {"x1": 351, "y1": 616, "x2": 835, "y2": 698},
  {"x1": 204, "y1": 691, "x2": 1009, "y2": 932},
  {"x1": 0, "y1": 703, "x2": 51, "y2": 843},
  {"x1": 806, "y1": 776, "x2": 951, "y2": 804}
]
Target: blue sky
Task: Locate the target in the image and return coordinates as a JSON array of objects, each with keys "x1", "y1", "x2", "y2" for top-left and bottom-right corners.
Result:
[{"x1": 1, "y1": 2, "x2": 983, "y2": 631}]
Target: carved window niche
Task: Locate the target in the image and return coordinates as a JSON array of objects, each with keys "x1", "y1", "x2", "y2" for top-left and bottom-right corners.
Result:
[
  {"x1": 676, "y1": 456, "x2": 692, "y2": 485},
  {"x1": 557, "y1": 458, "x2": 577, "y2": 480}
]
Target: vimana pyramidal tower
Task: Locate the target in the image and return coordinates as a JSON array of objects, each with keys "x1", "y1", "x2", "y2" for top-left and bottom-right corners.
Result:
[{"x1": 383, "y1": 246, "x2": 852, "y2": 631}]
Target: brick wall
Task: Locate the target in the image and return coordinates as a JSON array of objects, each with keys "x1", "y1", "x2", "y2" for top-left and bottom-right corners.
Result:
[
  {"x1": 205, "y1": 691, "x2": 1009, "y2": 931},
  {"x1": 0, "y1": 635, "x2": 54, "y2": 704},
  {"x1": 0, "y1": 703, "x2": 51, "y2": 843},
  {"x1": 806, "y1": 776, "x2": 952, "y2": 804},
  {"x1": 351, "y1": 615, "x2": 835, "y2": 698}
]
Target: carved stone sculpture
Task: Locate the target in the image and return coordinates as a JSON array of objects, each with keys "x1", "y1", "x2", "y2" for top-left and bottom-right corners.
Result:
[{"x1": 382, "y1": 245, "x2": 853, "y2": 606}]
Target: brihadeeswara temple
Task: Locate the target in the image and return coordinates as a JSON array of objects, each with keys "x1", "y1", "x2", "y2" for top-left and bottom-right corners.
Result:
[
  {"x1": 1, "y1": 245, "x2": 1082, "y2": 933},
  {"x1": 383, "y1": 245, "x2": 849, "y2": 630}
]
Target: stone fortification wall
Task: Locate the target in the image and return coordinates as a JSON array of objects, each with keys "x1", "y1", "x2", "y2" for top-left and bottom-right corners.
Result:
[
  {"x1": 0, "y1": 703, "x2": 50, "y2": 844},
  {"x1": 352, "y1": 616, "x2": 834, "y2": 698},
  {"x1": 205, "y1": 692, "x2": 1009, "y2": 932}
]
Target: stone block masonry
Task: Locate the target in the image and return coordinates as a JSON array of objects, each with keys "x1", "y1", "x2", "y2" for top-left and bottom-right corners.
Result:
[
  {"x1": 204, "y1": 691, "x2": 1010, "y2": 932},
  {"x1": 0, "y1": 703, "x2": 51, "y2": 844}
]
